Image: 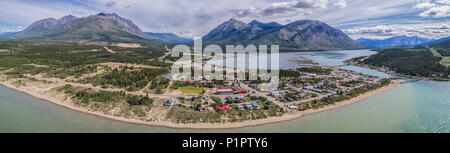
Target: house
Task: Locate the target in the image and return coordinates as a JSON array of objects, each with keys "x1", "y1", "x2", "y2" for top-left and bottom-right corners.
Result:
[
  {"x1": 216, "y1": 105, "x2": 231, "y2": 111},
  {"x1": 236, "y1": 105, "x2": 245, "y2": 110},
  {"x1": 288, "y1": 105, "x2": 298, "y2": 109},
  {"x1": 359, "y1": 76, "x2": 365, "y2": 80},
  {"x1": 234, "y1": 96, "x2": 245, "y2": 101},
  {"x1": 304, "y1": 86, "x2": 322, "y2": 93},
  {"x1": 164, "y1": 99, "x2": 175, "y2": 106},
  {"x1": 225, "y1": 96, "x2": 233, "y2": 101},
  {"x1": 316, "y1": 84, "x2": 324, "y2": 88},
  {"x1": 243, "y1": 104, "x2": 253, "y2": 110},
  {"x1": 269, "y1": 91, "x2": 284, "y2": 97},
  {"x1": 203, "y1": 94, "x2": 209, "y2": 100},
  {"x1": 251, "y1": 102, "x2": 260, "y2": 109}
]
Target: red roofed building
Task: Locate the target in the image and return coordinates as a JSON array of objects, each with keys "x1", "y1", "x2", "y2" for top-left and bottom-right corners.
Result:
[
  {"x1": 216, "y1": 105, "x2": 231, "y2": 111},
  {"x1": 216, "y1": 86, "x2": 247, "y2": 95}
]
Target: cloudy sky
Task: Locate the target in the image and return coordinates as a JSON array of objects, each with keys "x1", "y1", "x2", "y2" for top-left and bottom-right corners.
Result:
[{"x1": 0, "y1": 0, "x2": 449, "y2": 39}]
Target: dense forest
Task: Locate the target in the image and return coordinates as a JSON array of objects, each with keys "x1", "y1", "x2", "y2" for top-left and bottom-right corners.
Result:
[
  {"x1": 360, "y1": 47, "x2": 450, "y2": 78},
  {"x1": 0, "y1": 40, "x2": 170, "y2": 78}
]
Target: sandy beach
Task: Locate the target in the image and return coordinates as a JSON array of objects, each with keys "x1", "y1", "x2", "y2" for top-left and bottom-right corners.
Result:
[{"x1": 0, "y1": 76, "x2": 400, "y2": 129}]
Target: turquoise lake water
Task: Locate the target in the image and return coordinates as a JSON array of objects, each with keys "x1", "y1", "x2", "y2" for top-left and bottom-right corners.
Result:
[{"x1": 0, "y1": 50, "x2": 449, "y2": 133}]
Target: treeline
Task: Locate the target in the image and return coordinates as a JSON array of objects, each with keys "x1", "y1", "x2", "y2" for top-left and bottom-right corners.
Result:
[
  {"x1": 297, "y1": 66, "x2": 331, "y2": 75},
  {"x1": 279, "y1": 67, "x2": 332, "y2": 77},
  {"x1": 280, "y1": 69, "x2": 301, "y2": 77}
]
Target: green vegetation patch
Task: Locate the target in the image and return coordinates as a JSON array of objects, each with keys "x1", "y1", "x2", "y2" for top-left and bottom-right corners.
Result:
[
  {"x1": 82, "y1": 67, "x2": 169, "y2": 91},
  {"x1": 179, "y1": 87, "x2": 204, "y2": 94}
]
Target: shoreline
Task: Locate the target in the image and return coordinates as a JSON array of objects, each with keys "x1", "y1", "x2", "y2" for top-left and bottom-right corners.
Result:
[{"x1": 0, "y1": 79, "x2": 400, "y2": 129}]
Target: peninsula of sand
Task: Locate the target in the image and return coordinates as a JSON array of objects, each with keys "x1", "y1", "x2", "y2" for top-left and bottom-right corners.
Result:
[{"x1": 0, "y1": 73, "x2": 400, "y2": 129}]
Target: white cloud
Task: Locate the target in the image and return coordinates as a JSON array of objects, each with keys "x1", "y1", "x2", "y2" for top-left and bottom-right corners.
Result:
[
  {"x1": 333, "y1": 0, "x2": 347, "y2": 8},
  {"x1": 342, "y1": 22, "x2": 450, "y2": 39},
  {"x1": 419, "y1": 5, "x2": 450, "y2": 17},
  {"x1": 232, "y1": 0, "x2": 329, "y2": 18},
  {"x1": 414, "y1": 2, "x2": 436, "y2": 9},
  {"x1": 105, "y1": 1, "x2": 116, "y2": 7},
  {"x1": 415, "y1": 0, "x2": 450, "y2": 18}
]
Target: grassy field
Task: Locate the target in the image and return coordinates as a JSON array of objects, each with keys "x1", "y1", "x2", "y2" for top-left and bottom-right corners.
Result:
[
  {"x1": 428, "y1": 47, "x2": 450, "y2": 67},
  {"x1": 179, "y1": 87, "x2": 204, "y2": 94},
  {"x1": 441, "y1": 57, "x2": 450, "y2": 67}
]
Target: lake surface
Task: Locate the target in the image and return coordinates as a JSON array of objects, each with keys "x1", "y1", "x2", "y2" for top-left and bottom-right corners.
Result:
[
  {"x1": 1, "y1": 49, "x2": 449, "y2": 133},
  {"x1": 207, "y1": 49, "x2": 377, "y2": 69}
]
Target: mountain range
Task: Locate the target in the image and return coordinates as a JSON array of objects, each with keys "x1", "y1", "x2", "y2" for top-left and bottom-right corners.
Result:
[
  {"x1": 0, "y1": 12, "x2": 404, "y2": 51},
  {"x1": 12, "y1": 13, "x2": 151, "y2": 43},
  {"x1": 203, "y1": 18, "x2": 366, "y2": 51},
  {"x1": 356, "y1": 36, "x2": 435, "y2": 48},
  {"x1": 4, "y1": 13, "x2": 188, "y2": 44}
]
